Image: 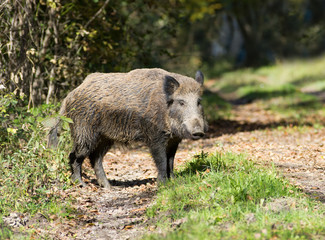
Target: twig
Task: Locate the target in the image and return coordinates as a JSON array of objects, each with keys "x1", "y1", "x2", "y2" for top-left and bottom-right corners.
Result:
[
  {"x1": 85, "y1": 0, "x2": 110, "y2": 29},
  {"x1": 0, "y1": 0, "x2": 10, "y2": 11}
]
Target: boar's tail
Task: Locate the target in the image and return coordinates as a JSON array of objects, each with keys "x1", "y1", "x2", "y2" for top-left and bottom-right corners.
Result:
[
  {"x1": 47, "y1": 121, "x2": 61, "y2": 148},
  {"x1": 47, "y1": 99, "x2": 67, "y2": 148}
]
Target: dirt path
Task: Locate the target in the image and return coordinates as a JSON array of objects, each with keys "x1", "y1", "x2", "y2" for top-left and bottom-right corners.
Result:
[
  {"x1": 29, "y1": 102, "x2": 325, "y2": 239},
  {"x1": 210, "y1": 103, "x2": 325, "y2": 201}
]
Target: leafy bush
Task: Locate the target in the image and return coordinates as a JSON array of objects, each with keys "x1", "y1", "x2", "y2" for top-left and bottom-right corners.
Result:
[{"x1": 0, "y1": 94, "x2": 72, "y2": 217}]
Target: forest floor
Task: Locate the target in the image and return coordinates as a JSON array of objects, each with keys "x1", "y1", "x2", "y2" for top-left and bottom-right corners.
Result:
[{"x1": 25, "y1": 96, "x2": 325, "y2": 239}]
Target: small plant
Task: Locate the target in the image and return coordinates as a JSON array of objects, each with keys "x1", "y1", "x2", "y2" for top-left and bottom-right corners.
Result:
[
  {"x1": 178, "y1": 151, "x2": 227, "y2": 176},
  {"x1": 0, "y1": 220, "x2": 12, "y2": 239}
]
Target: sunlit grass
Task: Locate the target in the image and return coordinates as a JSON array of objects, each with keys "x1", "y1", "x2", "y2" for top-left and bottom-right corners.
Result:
[
  {"x1": 214, "y1": 55, "x2": 325, "y2": 93},
  {"x1": 206, "y1": 55, "x2": 325, "y2": 123},
  {"x1": 144, "y1": 152, "x2": 325, "y2": 239}
]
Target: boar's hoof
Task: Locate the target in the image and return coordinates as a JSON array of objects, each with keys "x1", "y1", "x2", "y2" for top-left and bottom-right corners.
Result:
[
  {"x1": 157, "y1": 173, "x2": 168, "y2": 184},
  {"x1": 98, "y1": 179, "x2": 111, "y2": 189},
  {"x1": 71, "y1": 174, "x2": 87, "y2": 188},
  {"x1": 74, "y1": 179, "x2": 87, "y2": 188}
]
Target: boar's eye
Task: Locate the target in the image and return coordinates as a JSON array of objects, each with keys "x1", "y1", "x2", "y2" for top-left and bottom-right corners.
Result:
[
  {"x1": 178, "y1": 99, "x2": 185, "y2": 106},
  {"x1": 167, "y1": 99, "x2": 174, "y2": 107}
]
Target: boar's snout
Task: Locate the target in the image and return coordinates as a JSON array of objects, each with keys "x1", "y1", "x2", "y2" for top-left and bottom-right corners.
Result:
[
  {"x1": 184, "y1": 118, "x2": 205, "y2": 140},
  {"x1": 191, "y1": 124, "x2": 205, "y2": 140}
]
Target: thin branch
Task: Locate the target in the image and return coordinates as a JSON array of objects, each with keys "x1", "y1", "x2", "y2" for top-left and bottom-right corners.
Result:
[
  {"x1": 0, "y1": 0, "x2": 10, "y2": 12},
  {"x1": 84, "y1": 0, "x2": 110, "y2": 29}
]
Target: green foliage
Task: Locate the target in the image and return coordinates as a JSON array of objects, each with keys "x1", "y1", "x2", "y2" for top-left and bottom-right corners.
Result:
[
  {"x1": 145, "y1": 152, "x2": 325, "y2": 239},
  {"x1": 0, "y1": 94, "x2": 73, "y2": 219},
  {"x1": 178, "y1": 0, "x2": 222, "y2": 22},
  {"x1": 1, "y1": 0, "x2": 194, "y2": 105}
]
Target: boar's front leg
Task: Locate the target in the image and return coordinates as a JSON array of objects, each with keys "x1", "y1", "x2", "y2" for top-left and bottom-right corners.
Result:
[
  {"x1": 149, "y1": 140, "x2": 168, "y2": 183},
  {"x1": 166, "y1": 138, "x2": 181, "y2": 178}
]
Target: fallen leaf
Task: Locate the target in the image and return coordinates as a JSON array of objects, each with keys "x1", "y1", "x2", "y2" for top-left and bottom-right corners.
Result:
[
  {"x1": 49, "y1": 214, "x2": 57, "y2": 220},
  {"x1": 123, "y1": 225, "x2": 133, "y2": 230},
  {"x1": 247, "y1": 194, "x2": 254, "y2": 201},
  {"x1": 130, "y1": 207, "x2": 146, "y2": 213},
  {"x1": 149, "y1": 226, "x2": 156, "y2": 231},
  {"x1": 67, "y1": 220, "x2": 77, "y2": 227},
  {"x1": 254, "y1": 233, "x2": 261, "y2": 239},
  {"x1": 85, "y1": 222, "x2": 95, "y2": 227},
  {"x1": 89, "y1": 210, "x2": 99, "y2": 214},
  {"x1": 262, "y1": 229, "x2": 267, "y2": 235}
]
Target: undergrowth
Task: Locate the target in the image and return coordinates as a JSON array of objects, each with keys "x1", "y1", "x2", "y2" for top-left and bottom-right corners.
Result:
[
  {"x1": 0, "y1": 93, "x2": 74, "y2": 235},
  {"x1": 145, "y1": 152, "x2": 325, "y2": 239}
]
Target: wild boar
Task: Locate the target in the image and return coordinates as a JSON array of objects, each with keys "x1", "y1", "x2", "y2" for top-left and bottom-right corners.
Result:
[{"x1": 48, "y1": 68, "x2": 208, "y2": 188}]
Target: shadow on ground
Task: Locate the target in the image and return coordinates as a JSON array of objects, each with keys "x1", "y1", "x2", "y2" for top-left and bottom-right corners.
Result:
[
  {"x1": 88, "y1": 178, "x2": 156, "y2": 188},
  {"x1": 205, "y1": 119, "x2": 314, "y2": 138},
  {"x1": 109, "y1": 178, "x2": 156, "y2": 187}
]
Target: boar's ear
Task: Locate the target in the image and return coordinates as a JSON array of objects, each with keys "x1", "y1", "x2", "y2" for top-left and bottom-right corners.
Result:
[
  {"x1": 195, "y1": 70, "x2": 204, "y2": 86},
  {"x1": 164, "y1": 76, "x2": 180, "y2": 96}
]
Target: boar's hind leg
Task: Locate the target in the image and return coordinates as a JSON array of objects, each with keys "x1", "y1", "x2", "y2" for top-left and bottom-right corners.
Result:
[
  {"x1": 69, "y1": 151, "x2": 87, "y2": 187},
  {"x1": 89, "y1": 139, "x2": 112, "y2": 189},
  {"x1": 166, "y1": 138, "x2": 181, "y2": 178}
]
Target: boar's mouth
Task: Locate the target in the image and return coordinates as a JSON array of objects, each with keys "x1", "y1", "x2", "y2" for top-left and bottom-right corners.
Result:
[
  {"x1": 191, "y1": 131, "x2": 205, "y2": 140},
  {"x1": 181, "y1": 124, "x2": 205, "y2": 140}
]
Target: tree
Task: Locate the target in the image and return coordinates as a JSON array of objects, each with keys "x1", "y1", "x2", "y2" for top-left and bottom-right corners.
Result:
[{"x1": 0, "y1": 0, "x2": 184, "y2": 106}]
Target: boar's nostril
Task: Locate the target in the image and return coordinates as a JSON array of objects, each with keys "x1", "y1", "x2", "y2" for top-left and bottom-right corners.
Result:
[{"x1": 192, "y1": 131, "x2": 205, "y2": 140}]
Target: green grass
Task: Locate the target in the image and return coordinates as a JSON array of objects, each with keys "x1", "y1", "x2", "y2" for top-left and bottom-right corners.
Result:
[
  {"x1": 217, "y1": 56, "x2": 325, "y2": 89},
  {"x1": 0, "y1": 142, "x2": 73, "y2": 215},
  {"x1": 237, "y1": 83, "x2": 297, "y2": 101},
  {"x1": 209, "y1": 55, "x2": 325, "y2": 122},
  {"x1": 0, "y1": 220, "x2": 12, "y2": 239},
  {"x1": 144, "y1": 152, "x2": 325, "y2": 239}
]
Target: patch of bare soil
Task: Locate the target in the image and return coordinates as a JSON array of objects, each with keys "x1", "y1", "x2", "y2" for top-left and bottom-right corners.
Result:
[{"x1": 15, "y1": 102, "x2": 325, "y2": 239}]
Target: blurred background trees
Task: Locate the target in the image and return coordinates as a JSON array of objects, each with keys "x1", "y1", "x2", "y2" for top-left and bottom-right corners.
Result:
[{"x1": 1, "y1": 0, "x2": 325, "y2": 106}]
